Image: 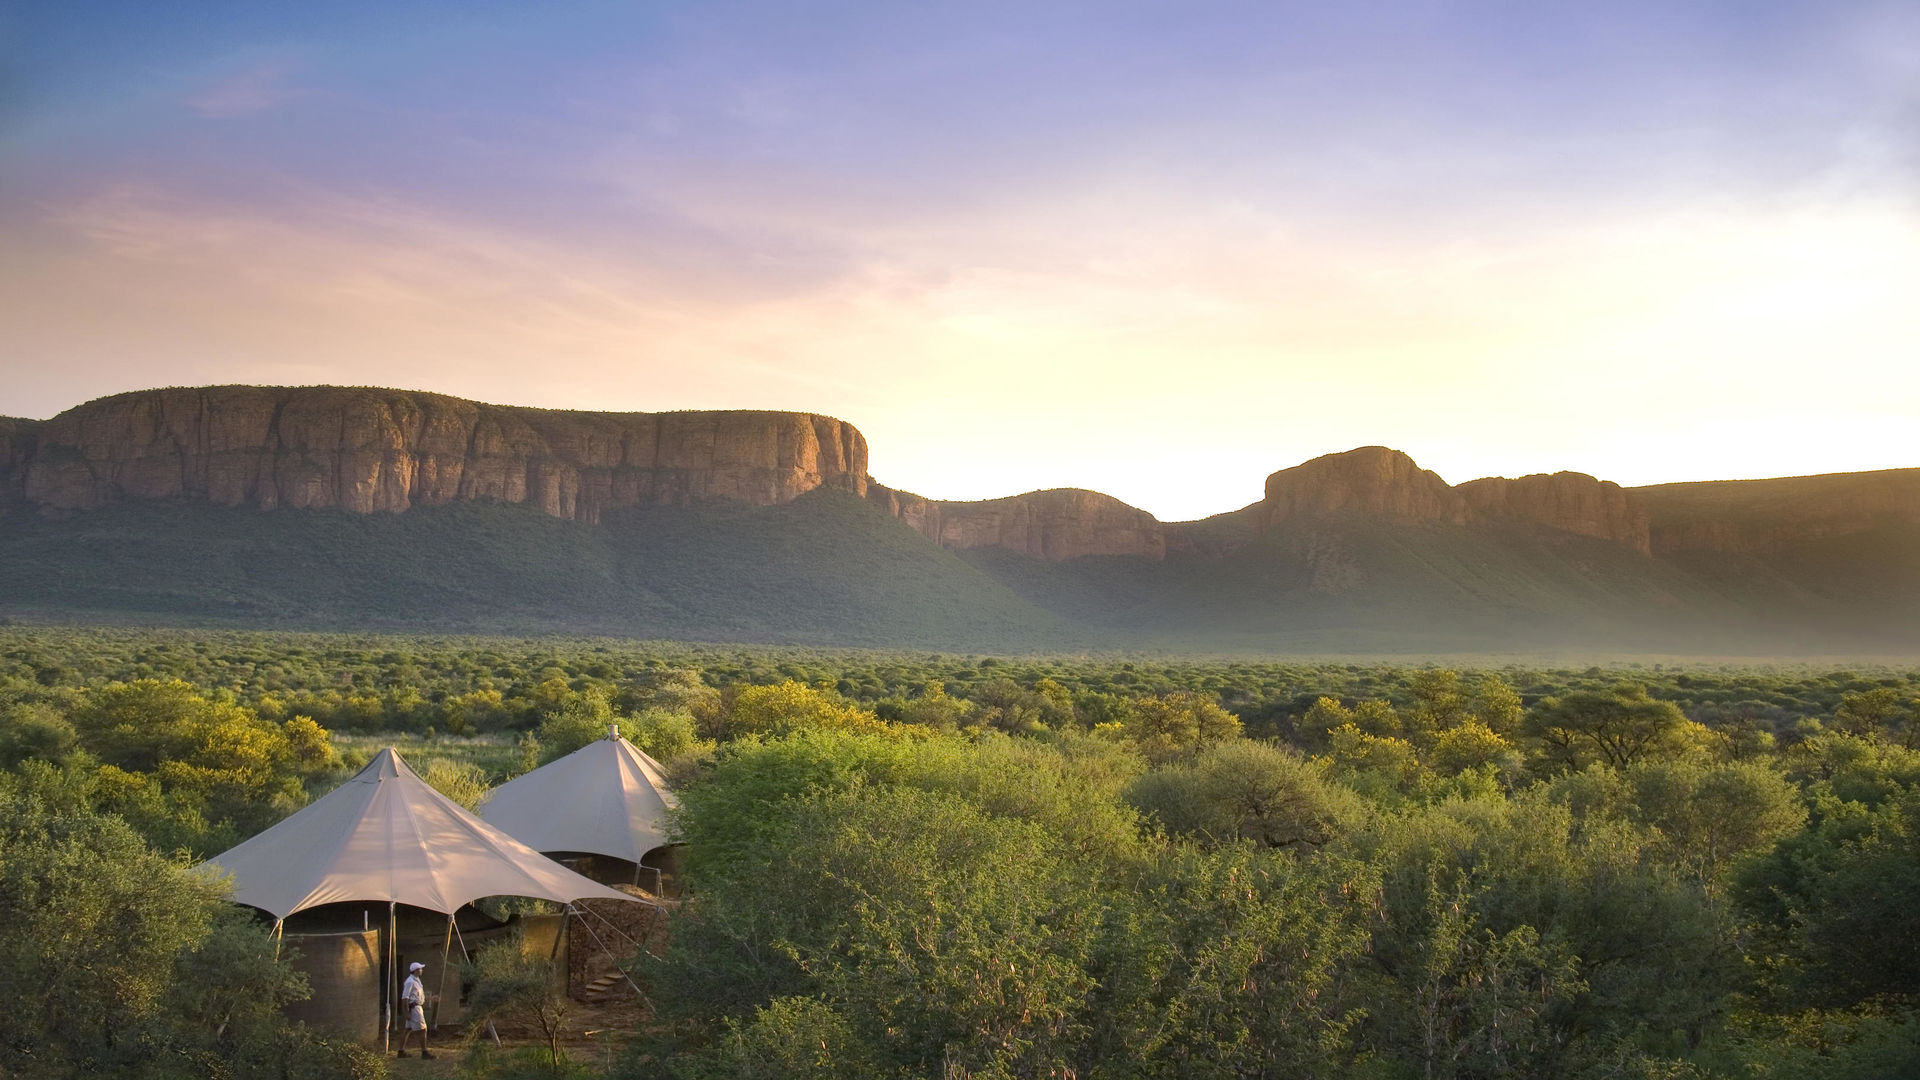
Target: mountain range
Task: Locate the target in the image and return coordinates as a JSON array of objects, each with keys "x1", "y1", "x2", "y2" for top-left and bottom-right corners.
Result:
[{"x1": 2, "y1": 385, "x2": 1915, "y2": 654}]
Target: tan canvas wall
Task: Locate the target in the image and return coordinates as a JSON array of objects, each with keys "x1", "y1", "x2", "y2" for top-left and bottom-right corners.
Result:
[{"x1": 282, "y1": 929, "x2": 381, "y2": 1044}]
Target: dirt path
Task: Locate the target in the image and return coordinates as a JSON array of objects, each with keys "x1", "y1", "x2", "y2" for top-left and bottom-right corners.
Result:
[{"x1": 388, "y1": 997, "x2": 651, "y2": 1076}]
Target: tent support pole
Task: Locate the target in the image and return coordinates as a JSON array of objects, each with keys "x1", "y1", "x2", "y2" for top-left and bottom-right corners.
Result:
[
  {"x1": 449, "y1": 919, "x2": 500, "y2": 1046},
  {"x1": 384, "y1": 901, "x2": 396, "y2": 1054},
  {"x1": 567, "y1": 904, "x2": 652, "y2": 1011},
  {"x1": 432, "y1": 914, "x2": 454, "y2": 1033},
  {"x1": 271, "y1": 918, "x2": 284, "y2": 962}
]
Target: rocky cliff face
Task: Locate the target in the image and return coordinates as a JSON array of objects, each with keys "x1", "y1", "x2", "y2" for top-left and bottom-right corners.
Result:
[
  {"x1": 879, "y1": 448, "x2": 1657, "y2": 563},
  {"x1": 1458, "y1": 472, "x2": 1652, "y2": 554},
  {"x1": 1261, "y1": 446, "x2": 1469, "y2": 528},
  {"x1": 5, "y1": 387, "x2": 868, "y2": 522},
  {"x1": 10, "y1": 387, "x2": 1909, "y2": 568},
  {"x1": 0, "y1": 418, "x2": 38, "y2": 503},
  {"x1": 1634, "y1": 470, "x2": 1920, "y2": 555},
  {"x1": 871, "y1": 485, "x2": 1167, "y2": 560}
]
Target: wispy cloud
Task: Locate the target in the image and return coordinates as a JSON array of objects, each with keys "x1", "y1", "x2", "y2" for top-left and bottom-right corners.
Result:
[
  {"x1": 187, "y1": 59, "x2": 302, "y2": 118},
  {"x1": 26, "y1": 172, "x2": 1917, "y2": 518}
]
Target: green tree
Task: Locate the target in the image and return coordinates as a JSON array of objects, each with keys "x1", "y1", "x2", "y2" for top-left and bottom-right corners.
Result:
[
  {"x1": 68, "y1": 679, "x2": 336, "y2": 854},
  {"x1": 0, "y1": 764, "x2": 373, "y2": 1078},
  {"x1": 1406, "y1": 668, "x2": 1469, "y2": 744},
  {"x1": 1126, "y1": 740, "x2": 1359, "y2": 852},
  {"x1": 536, "y1": 687, "x2": 619, "y2": 763},
  {"x1": 1526, "y1": 685, "x2": 1688, "y2": 772},
  {"x1": 419, "y1": 757, "x2": 490, "y2": 810},
  {"x1": 659, "y1": 996, "x2": 881, "y2": 1080},
  {"x1": 722, "y1": 681, "x2": 887, "y2": 739},
  {"x1": 649, "y1": 786, "x2": 1102, "y2": 1078},
  {"x1": 1429, "y1": 720, "x2": 1518, "y2": 777},
  {"x1": 1735, "y1": 784, "x2": 1920, "y2": 1010},
  {"x1": 1472, "y1": 675, "x2": 1526, "y2": 737},
  {"x1": 1089, "y1": 843, "x2": 1377, "y2": 1078},
  {"x1": 0, "y1": 700, "x2": 79, "y2": 769},
  {"x1": 1325, "y1": 722, "x2": 1425, "y2": 794},
  {"x1": 896, "y1": 679, "x2": 970, "y2": 731},
  {"x1": 1123, "y1": 692, "x2": 1242, "y2": 762},
  {"x1": 1625, "y1": 759, "x2": 1806, "y2": 886},
  {"x1": 466, "y1": 933, "x2": 575, "y2": 1067},
  {"x1": 1832, "y1": 688, "x2": 1912, "y2": 742},
  {"x1": 1351, "y1": 791, "x2": 1739, "y2": 1068},
  {"x1": 1383, "y1": 874, "x2": 1584, "y2": 1080},
  {"x1": 1304, "y1": 695, "x2": 1356, "y2": 739}
]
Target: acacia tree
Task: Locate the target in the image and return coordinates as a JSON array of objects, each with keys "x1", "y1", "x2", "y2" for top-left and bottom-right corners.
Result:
[
  {"x1": 721, "y1": 681, "x2": 887, "y2": 739},
  {"x1": 465, "y1": 934, "x2": 574, "y2": 1067},
  {"x1": 1833, "y1": 688, "x2": 1914, "y2": 743},
  {"x1": 1525, "y1": 684, "x2": 1687, "y2": 771},
  {"x1": 1122, "y1": 692, "x2": 1242, "y2": 762},
  {"x1": 1125, "y1": 739, "x2": 1358, "y2": 852}
]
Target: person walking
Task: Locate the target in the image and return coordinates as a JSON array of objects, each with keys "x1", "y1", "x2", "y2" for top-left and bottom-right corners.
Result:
[{"x1": 397, "y1": 961, "x2": 435, "y2": 1059}]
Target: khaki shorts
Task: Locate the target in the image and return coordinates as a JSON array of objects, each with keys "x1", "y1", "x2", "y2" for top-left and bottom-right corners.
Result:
[{"x1": 405, "y1": 1004, "x2": 426, "y2": 1031}]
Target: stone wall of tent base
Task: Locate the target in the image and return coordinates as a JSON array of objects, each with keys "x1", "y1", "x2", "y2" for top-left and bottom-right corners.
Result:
[
  {"x1": 566, "y1": 892, "x2": 672, "y2": 1003},
  {"x1": 280, "y1": 904, "x2": 566, "y2": 1046}
]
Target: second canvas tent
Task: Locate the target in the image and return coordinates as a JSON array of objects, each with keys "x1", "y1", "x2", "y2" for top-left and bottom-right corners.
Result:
[{"x1": 480, "y1": 726, "x2": 680, "y2": 890}]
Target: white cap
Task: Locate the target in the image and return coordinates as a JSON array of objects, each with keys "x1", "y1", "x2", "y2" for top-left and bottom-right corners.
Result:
[{"x1": 408, "y1": 961, "x2": 425, "y2": 972}]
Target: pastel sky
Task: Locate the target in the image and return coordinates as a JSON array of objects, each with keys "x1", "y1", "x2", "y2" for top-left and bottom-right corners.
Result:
[{"x1": 3, "y1": 1, "x2": 1916, "y2": 521}]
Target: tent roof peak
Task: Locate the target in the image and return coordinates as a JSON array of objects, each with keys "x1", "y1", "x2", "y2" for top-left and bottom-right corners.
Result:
[
  {"x1": 480, "y1": 731, "x2": 677, "y2": 864},
  {"x1": 200, "y1": 746, "x2": 636, "y2": 918}
]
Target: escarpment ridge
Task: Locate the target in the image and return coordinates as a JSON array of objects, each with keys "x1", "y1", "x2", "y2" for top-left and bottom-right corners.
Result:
[
  {"x1": 4, "y1": 385, "x2": 1916, "y2": 652},
  {"x1": 869, "y1": 485, "x2": 1168, "y2": 560},
  {"x1": 2, "y1": 386, "x2": 1915, "y2": 570},
  {"x1": 5, "y1": 386, "x2": 869, "y2": 523}
]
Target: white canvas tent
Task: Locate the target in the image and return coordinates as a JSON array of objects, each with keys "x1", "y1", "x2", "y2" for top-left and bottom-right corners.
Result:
[
  {"x1": 479, "y1": 727, "x2": 677, "y2": 867},
  {"x1": 200, "y1": 747, "x2": 641, "y2": 1049},
  {"x1": 201, "y1": 747, "x2": 637, "y2": 919}
]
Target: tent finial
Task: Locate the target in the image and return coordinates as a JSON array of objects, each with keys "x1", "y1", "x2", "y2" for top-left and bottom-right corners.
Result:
[{"x1": 608, "y1": 723, "x2": 620, "y2": 740}]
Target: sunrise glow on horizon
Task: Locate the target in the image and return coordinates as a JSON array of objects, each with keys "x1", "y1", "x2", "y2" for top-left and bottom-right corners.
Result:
[{"x1": 3, "y1": 1, "x2": 1916, "y2": 521}]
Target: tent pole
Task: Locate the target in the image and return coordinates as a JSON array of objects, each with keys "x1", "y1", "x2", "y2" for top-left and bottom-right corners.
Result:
[
  {"x1": 450, "y1": 919, "x2": 500, "y2": 1047},
  {"x1": 271, "y1": 918, "x2": 284, "y2": 962},
  {"x1": 384, "y1": 901, "x2": 396, "y2": 1053},
  {"x1": 432, "y1": 914, "x2": 454, "y2": 1033}
]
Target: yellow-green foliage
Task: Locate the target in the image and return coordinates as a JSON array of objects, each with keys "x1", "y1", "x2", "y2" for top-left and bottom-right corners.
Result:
[
  {"x1": 418, "y1": 757, "x2": 490, "y2": 811},
  {"x1": 69, "y1": 679, "x2": 338, "y2": 854},
  {"x1": 1429, "y1": 720, "x2": 1516, "y2": 776},
  {"x1": 1121, "y1": 691, "x2": 1242, "y2": 762},
  {"x1": 723, "y1": 680, "x2": 889, "y2": 738},
  {"x1": 1324, "y1": 722, "x2": 1423, "y2": 791}
]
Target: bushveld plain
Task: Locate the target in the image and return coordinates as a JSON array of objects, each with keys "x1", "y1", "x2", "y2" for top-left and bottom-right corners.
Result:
[{"x1": 3, "y1": 625, "x2": 1919, "y2": 1078}]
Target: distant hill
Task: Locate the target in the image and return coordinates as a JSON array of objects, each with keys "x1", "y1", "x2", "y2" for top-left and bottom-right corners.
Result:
[
  {"x1": 0, "y1": 491, "x2": 1075, "y2": 649},
  {"x1": 2, "y1": 386, "x2": 1916, "y2": 654}
]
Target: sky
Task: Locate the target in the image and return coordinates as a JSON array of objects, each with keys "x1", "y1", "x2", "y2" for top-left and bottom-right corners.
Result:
[{"x1": 2, "y1": 0, "x2": 1916, "y2": 521}]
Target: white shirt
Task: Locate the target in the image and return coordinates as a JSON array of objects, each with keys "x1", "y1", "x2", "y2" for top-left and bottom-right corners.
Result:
[{"x1": 402, "y1": 973, "x2": 425, "y2": 1006}]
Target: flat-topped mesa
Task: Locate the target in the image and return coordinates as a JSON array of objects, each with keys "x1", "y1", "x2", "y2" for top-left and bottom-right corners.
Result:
[
  {"x1": 8, "y1": 386, "x2": 868, "y2": 522},
  {"x1": 1457, "y1": 471, "x2": 1652, "y2": 554},
  {"x1": 1261, "y1": 446, "x2": 1469, "y2": 528},
  {"x1": 1634, "y1": 468, "x2": 1920, "y2": 556},
  {"x1": 871, "y1": 485, "x2": 1166, "y2": 560}
]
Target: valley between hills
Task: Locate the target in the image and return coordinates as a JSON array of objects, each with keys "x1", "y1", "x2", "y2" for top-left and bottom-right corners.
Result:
[{"x1": 2, "y1": 385, "x2": 1915, "y2": 654}]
